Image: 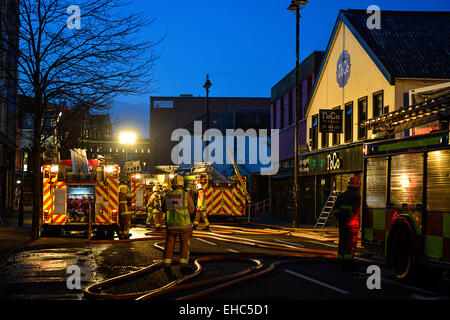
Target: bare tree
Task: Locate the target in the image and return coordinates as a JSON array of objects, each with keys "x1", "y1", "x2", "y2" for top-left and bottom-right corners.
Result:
[{"x1": 1, "y1": 0, "x2": 161, "y2": 239}]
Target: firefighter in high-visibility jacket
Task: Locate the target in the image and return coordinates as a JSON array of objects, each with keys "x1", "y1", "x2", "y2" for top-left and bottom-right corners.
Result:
[
  {"x1": 119, "y1": 185, "x2": 133, "y2": 239},
  {"x1": 161, "y1": 174, "x2": 195, "y2": 268},
  {"x1": 147, "y1": 184, "x2": 163, "y2": 231},
  {"x1": 333, "y1": 176, "x2": 361, "y2": 270},
  {"x1": 193, "y1": 183, "x2": 210, "y2": 231}
]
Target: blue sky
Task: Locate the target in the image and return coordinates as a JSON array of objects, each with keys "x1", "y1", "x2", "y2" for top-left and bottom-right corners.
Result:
[{"x1": 111, "y1": 0, "x2": 450, "y2": 138}]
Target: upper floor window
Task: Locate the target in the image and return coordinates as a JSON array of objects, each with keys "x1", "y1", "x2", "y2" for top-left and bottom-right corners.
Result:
[
  {"x1": 272, "y1": 102, "x2": 277, "y2": 129},
  {"x1": 332, "y1": 106, "x2": 341, "y2": 146},
  {"x1": 373, "y1": 90, "x2": 384, "y2": 118},
  {"x1": 358, "y1": 97, "x2": 368, "y2": 140},
  {"x1": 280, "y1": 96, "x2": 285, "y2": 129},
  {"x1": 345, "y1": 102, "x2": 353, "y2": 142},
  {"x1": 288, "y1": 90, "x2": 293, "y2": 125},
  {"x1": 311, "y1": 114, "x2": 318, "y2": 150}
]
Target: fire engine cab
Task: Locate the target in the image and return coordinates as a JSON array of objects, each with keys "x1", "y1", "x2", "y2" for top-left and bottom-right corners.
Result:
[{"x1": 42, "y1": 149, "x2": 120, "y2": 238}]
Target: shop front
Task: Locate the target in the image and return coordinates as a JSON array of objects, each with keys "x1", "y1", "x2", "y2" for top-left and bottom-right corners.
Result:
[{"x1": 297, "y1": 143, "x2": 363, "y2": 226}]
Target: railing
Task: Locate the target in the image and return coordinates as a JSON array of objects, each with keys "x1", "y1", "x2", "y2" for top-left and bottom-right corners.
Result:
[{"x1": 250, "y1": 199, "x2": 270, "y2": 217}]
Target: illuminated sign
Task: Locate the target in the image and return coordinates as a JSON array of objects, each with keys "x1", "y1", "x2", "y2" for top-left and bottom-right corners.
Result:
[
  {"x1": 336, "y1": 50, "x2": 351, "y2": 88},
  {"x1": 327, "y1": 152, "x2": 342, "y2": 171},
  {"x1": 319, "y1": 109, "x2": 343, "y2": 133}
]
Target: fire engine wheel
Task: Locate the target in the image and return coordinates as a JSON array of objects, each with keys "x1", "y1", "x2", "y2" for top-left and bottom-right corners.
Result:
[{"x1": 390, "y1": 227, "x2": 415, "y2": 281}]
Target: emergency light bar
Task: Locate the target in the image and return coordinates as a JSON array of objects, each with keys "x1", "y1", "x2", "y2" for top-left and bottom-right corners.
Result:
[{"x1": 50, "y1": 165, "x2": 59, "y2": 173}]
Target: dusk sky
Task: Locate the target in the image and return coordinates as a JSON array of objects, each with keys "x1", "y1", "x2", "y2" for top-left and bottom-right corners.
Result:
[{"x1": 111, "y1": 0, "x2": 450, "y2": 139}]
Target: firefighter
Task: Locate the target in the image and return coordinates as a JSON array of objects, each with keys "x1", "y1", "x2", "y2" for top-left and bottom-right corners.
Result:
[
  {"x1": 333, "y1": 176, "x2": 361, "y2": 270},
  {"x1": 147, "y1": 184, "x2": 163, "y2": 231},
  {"x1": 161, "y1": 174, "x2": 195, "y2": 269},
  {"x1": 193, "y1": 183, "x2": 210, "y2": 231},
  {"x1": 119, "y1": 185, "x2": 133, "y2": 239}
]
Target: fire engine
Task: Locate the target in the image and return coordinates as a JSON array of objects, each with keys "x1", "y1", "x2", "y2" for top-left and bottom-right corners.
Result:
[
  {"x1": 129, "y1": 170, "x2": 176, "y2": 221},
  {"x1": 182, "y1": 162, "x2": 249, "y2": 217},
  {"x1": 41, "y1": 149, "x2": 120, "y2": 238},
  {"x1": 362, "y1": 130, "x2": 450, "y2": 280}
]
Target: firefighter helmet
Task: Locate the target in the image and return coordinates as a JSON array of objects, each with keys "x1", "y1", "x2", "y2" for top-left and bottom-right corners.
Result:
[
  {"x1": 162, "y1": 183, "x2": 169, "y2": 188},
  {"x1": 172, "y1": 174, "x2": 184, "y2": 187},
  {"x1": 196, "y1": 183, "x2": 203, "y2": 190},
  {"x1": 153, "y1": 185, "x2": 161, "y2": 192},
  {"x1": 119, "y1": 185, "x2": 129, "y2": 193},
  {"x1": 348, "y1": 176, "x2": 361, "y2": 188}
]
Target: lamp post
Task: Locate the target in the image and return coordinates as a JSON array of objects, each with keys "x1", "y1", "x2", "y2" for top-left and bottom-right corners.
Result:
[
  {"x1": 203, "y1": 74, "x2": 212, "y2": 131},
  {"x1": 287, "y1": 0, "x2": 308, "y2": 228},
  {"x1": 203, "y1": 74, "x2": 212, "y2": 162},
  {"x1": 119, "y1": 131, "x2": 137, "y2": 164}
]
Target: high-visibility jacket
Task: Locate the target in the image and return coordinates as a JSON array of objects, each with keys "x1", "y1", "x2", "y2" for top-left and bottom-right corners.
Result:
[
  {"x1": 197, "y1": 189, "x2": 206, "y2": 211},
  {"x1": 333, "y1": 187, "x2": 360, "y2": 229},
  {"x1": 164, "y1": 189, "x2": 192, "y2": 229}
]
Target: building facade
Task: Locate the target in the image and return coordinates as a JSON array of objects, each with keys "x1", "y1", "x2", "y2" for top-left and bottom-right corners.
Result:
[
  {"x1": 0, "y1": 0, "x2": 18, "y2": 218},
  {"x1": 299, "y1": 10, "x2": 450, "y2": 226},
  {"x1": 269, "y1": 51, "x2": 325, "y2": 216},
  {"x1": 149, "y1": 95, "x2": 271, "y2": 168}
]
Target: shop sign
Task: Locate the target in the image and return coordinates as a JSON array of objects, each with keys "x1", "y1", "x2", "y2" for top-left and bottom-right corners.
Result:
[
  {"x1": 336, "y1": 50, "x2": 351, "y2": 88},
  {"x1": 326, "y1": 152, "x2": 342, "y2": 171},
  {"x1": 319, "y1": 109, "x2": 343, "y2": 133},
  {"x1": 299, "y1": 158, "x2": 310, "y2": 173},
  {"x1": 299, "y1": 145, "x2": 363, "y2": 175}
]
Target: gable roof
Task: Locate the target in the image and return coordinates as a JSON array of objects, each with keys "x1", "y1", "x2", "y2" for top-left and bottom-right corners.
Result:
[
  {"x1": 342, "y1": 9, "x2": 450, "y2": 81},
  {"x1": 305, "y1": 9, "x2": 450, "y2": 116}
]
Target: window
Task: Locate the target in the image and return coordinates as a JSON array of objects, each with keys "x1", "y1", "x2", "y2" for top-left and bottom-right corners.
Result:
[
  {"x1": 280, "y1": 96, "x2": 285, "y2": 129},
  {"x1": 373, "y1": 91, "x2": 384, "y2": 118},
  {"x1": 288, "y1": 90, "x2": 293, "y2": 125},
  {"x1": 321, "y1": 132, "x2": 329, "y2": 148},
  {"x1": 344, "y1": 102, "x2": 353, "y2": 142},
  {"x1": 272, "y1": 103, "x2": 277, "y2": 129},
  {"x1": 311, "y1": 114, "x2": 318, "y2": 150},
  {"x1": 332, "y1": 106, "x2": 341, "y2": 145},
  {"x1": 358, "y1": 97, "x2": 368, "y2": 139},
  {"x1": 307, "y1": 76, "x2": 314, "y2": 99}
]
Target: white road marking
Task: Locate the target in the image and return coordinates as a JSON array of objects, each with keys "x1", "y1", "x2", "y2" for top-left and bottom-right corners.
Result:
[
  {"x1": 303, "y1": 239, "x2": 338, "y2": 248},
  {"x1": 381, "y1": 277, "x2": 441, "y2": 296},
  {"x1": 284, "y1": 269, "x2": 351, "y2": 295},
  {"x1": 272, "y1": 239, "x2": 305, "y2": 248},
  {"x1": 226, "y1": 248, "x2": 239, "y2": 253},
  {"x1": 195, "y1": 238, "x2": 217, "y2": 246}
]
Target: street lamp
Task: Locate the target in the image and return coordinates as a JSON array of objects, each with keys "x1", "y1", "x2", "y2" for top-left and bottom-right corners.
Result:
[
  {"x1": 203, "y1": 74, "x2": 212, "y2": 162},
  {"x1": 203, "y1": 74, "x2": 212, "y2": 131},
  {"x1": 287, "y1": 0, "x2": 309, "y2": 228},
  {"x1": 119, "y1": 131, "x2": 137, "y2": 163}
]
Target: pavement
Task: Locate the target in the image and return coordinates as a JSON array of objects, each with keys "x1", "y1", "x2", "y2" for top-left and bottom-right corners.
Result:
[{"x1": 0, "y1": 207, "x2": 339, "y2": 268}]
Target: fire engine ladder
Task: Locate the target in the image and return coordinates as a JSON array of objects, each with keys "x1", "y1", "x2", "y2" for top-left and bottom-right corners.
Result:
[{"x1": 314, "y1": 190, "x2": 339, "y2": 229}]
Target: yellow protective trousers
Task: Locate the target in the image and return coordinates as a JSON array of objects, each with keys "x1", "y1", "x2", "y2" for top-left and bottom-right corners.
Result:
[{"x1": 163, "y1": 226, "x2": 192, "y2": 267}]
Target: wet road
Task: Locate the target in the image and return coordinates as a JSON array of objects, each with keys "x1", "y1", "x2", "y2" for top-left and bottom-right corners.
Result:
[{"x1": 0, "y1": 225, "x2": 449, "y2": 301}]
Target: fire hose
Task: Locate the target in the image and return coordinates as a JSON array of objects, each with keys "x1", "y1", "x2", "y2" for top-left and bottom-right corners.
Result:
[{"x1": 83, "y1": 225, "x2": 337, "y2": 300}]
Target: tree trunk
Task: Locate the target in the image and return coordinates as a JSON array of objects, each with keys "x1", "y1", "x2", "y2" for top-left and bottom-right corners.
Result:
[{"x1": 31, "y1": 97, "x2": 42, "y2": 240}]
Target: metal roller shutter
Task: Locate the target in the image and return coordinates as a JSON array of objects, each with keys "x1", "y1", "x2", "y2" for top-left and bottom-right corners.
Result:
[
  {"x1": 390, "y1": 153, "x2": 423, "y2": 208},
  {"x1": 366, "y1": 157, "x2": 387, "y2": 208},
  {"x1": 427, "y1": 150, "x2": 450, "y2": 211}
]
